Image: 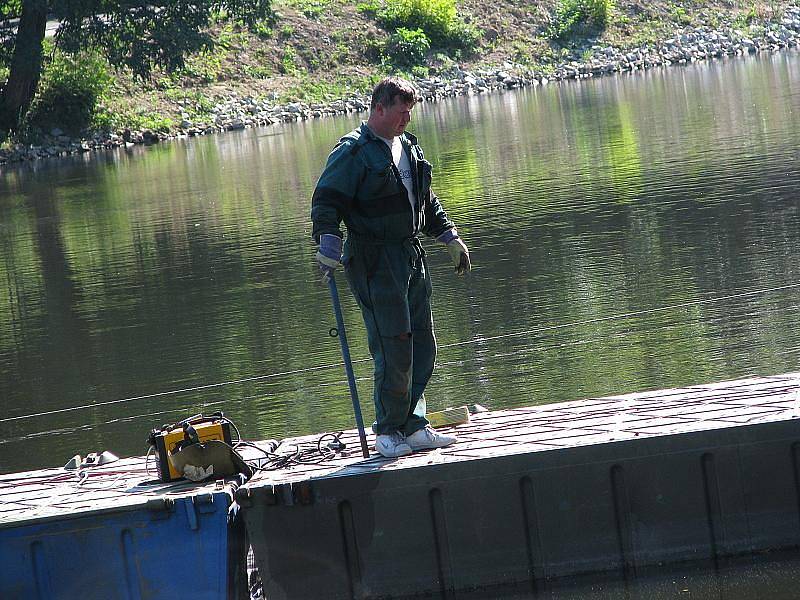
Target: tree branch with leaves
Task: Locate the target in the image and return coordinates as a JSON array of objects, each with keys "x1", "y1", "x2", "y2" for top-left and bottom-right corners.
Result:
[{"x1": 0, "y1": 0, "x2": 271, "y2": 134}]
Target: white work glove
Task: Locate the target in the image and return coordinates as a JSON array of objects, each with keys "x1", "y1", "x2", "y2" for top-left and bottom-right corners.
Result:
[{"x1": 446, "y1": 238, "x2": 471, "y2": 275}]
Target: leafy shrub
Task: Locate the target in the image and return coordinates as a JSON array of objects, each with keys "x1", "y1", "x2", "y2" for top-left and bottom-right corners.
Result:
[
  {"x1": 670, "y1": 5, "x2": 691, "y2": 25},
  {"x1": 0, "y1": 1, "x2": 21, "y2": 65},
  {"x1": 411, "y1": 64, "x2": 429, "y2": 77},
  {"x1": 27, "y1": 51, "x2": 111, "y2": 134},
  {"x1": 549, "y1": 0, "x2": 614, "y2": 41},
  {"x1": 377, "y1": 0, "x2": 479, "y2": 50},
  {"x1": 732, "y1": 5, "x2": 760, "y2": 29},
  {"x1": 253, "y1": 21, "x2": 274, "y2": 38},
  {"x1": 357, "y1": 0, "x2": 381, "y2": 16},
  {"x1": 286, "y1": 0, "x2": 330, "y2": 19},
  {"x1": 0, "y1": 0, "x2": 20, "y2": 20},
  {"x1": 179, "y1": 48, "x2": 225, "y2": 83},
  {"x1": 383, "y1": 27, "x2": 431, "y2": 67},
  {"x1": 280, "y1": 45, "x2": 300, "y2": 74},
  {"x1": 130, "y1": 113, "x2": 177, "y2": 133}
]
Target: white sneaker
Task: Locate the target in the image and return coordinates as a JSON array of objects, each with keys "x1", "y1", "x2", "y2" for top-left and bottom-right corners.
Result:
[
  {"x1": 406, "y1": 426, "x2": 457, "y2": 451},
  {"x1": 375, "y1": 432, "x2": 413, "y2": 458}
]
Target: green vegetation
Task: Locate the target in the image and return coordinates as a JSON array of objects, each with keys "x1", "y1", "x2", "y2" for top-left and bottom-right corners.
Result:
[
  {"x1": 278, "y1": 72, "x2": 382, "y2": 103},
  {"x1": 549, "y1": 0, "x2": 615, "y2": 41},
  {"x1": 26, "y1": 49, "x2": 112, "y2": 135},
  {"x1": 0, "y1": 0, "x2": 20, "y2": 18},
  {"x1": 0, "y1": 0, "x2": 793, "y2": 142},
  {"x1": 0, "y1": 0, "x2": 21, "y2": 66},
  {"x1": 376, "y1": 0, "x2": 480, "y2": 49},
  {"x1": 0, "y1": 0, "x2": 272, "y2": 133},
  {"x1": 670, "y1": 4, "x2": 691, "y2": 25},
  {"x1": 281, "y1": 45, "x2": 301, "y2": 74},
  {"x1": 178, "y1": 49, "x2": 226, "y2": 83},
  {"x1": 284, "y1": 0, "x2": 331, "y2": 19},
  {"x1": 125, "y1": 113, "x2": 178, "y2": 133},
  {"x1": 384, "y1": 27, "x2": 432, "y2": 67},
  {"x1": 163, "y1": 88, "x2": 216, "y2": 121},
  {"x1": 732, "y1": 4, "x2": 761, "y2": 29}
]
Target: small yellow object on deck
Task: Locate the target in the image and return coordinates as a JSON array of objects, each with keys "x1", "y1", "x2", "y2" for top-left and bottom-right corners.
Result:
[{"x1": 426, "y1": 405, "x2": 470, "y2": 428}]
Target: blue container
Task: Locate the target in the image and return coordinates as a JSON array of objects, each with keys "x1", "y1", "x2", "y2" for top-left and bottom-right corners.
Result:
[{"x1": 0, "y1": 492, "x2": 233, "y2": 600}]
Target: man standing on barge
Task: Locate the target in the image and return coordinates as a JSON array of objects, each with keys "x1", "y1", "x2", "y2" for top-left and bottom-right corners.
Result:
[{"x1": 311, "y1": 76, "x2": 471, "y2": 458}]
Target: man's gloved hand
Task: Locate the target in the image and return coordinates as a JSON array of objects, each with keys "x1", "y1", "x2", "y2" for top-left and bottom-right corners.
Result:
[
  {"x1": 447, "y1": 238, "x2": 471, "y2": 275},
  {"x1": 315, "y1": 233, "x2": 343, "y2": 273}
]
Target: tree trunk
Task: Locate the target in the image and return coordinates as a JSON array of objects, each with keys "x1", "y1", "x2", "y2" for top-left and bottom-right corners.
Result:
[{"x1": 0, "y1": 0, "x2": 48, "y2": 133}]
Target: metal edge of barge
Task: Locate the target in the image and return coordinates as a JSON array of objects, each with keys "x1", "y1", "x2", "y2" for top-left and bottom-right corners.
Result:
[
  {"x1": 2, "y1": 372, "x2": 800, "y2": 599},
  {"x1": 238, "y1": 372, "x2": 800, "y2": 599}
]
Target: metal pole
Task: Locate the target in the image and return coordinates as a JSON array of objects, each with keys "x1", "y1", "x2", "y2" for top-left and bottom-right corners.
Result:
[{"x1": 325, "y1": 272, "x2": 370, "y2": 458}]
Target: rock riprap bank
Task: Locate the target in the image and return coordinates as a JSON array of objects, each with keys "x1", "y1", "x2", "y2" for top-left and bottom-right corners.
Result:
[{"x1": 1, "y1": 5, "x2": 798, "y2": 166}]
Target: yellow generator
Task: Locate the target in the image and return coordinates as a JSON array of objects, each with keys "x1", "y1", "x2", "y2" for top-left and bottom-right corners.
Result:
[{"x1": 148, "y1": 413, "x2": 233, "y2": 482}]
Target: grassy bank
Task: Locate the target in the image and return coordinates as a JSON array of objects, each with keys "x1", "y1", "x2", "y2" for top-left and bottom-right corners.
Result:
[{"x1": 2, "y1": 0, "x2": 796, "y2": 143}]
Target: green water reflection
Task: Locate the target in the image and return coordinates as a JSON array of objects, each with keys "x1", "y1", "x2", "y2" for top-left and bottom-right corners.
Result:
[{"x1": 1, "y1": 51, "x2": 799, "y2": 473}]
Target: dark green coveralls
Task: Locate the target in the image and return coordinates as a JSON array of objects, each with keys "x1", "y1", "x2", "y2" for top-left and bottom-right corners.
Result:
[{"x1": 311, "y1": 123, "x2": 455, "y2": 436}]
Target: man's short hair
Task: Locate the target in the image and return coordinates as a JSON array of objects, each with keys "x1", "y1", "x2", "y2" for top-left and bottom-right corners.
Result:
[{"x1": 370, "y1": 77, "x2": 419, "y2": 110}]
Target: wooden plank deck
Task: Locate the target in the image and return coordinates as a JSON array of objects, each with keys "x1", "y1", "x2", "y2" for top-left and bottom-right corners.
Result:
[
  {"x1": 235, "y1": 372, "x2": 800, "y2": 600},
  {"x1": 0, "y1": 455, "x2": 233, "y2": 528},
  {"x1": 2, "y1": 372, "x2": 798, "y2": 529},
  {"x1": 238, "y1": 371, "x2": 800, "y2": 486}
]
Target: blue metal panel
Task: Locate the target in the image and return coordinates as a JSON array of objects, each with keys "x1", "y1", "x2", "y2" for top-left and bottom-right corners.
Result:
[{"x1": 0, "y1": 494, "x2": 230, "y2": 600}]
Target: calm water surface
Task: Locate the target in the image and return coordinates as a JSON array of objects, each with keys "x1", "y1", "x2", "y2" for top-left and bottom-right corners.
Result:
[{"x1": 1, "y1": 51, "x2": 799, "y2": 475}]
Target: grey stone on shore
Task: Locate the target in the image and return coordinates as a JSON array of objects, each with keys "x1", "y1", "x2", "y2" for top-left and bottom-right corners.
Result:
[{"x1": 2, "y1": 4, "x2": 799, "y2": 165}]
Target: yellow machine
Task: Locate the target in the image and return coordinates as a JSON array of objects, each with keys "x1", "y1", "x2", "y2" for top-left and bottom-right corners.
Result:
[{"x1": 148, "y1": 414, "x2": 233, "y2": 482}]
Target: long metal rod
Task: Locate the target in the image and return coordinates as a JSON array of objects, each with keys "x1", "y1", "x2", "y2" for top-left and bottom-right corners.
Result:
[{"x1": 326, "y1": 273, "x2": 370, "y2": 458}]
